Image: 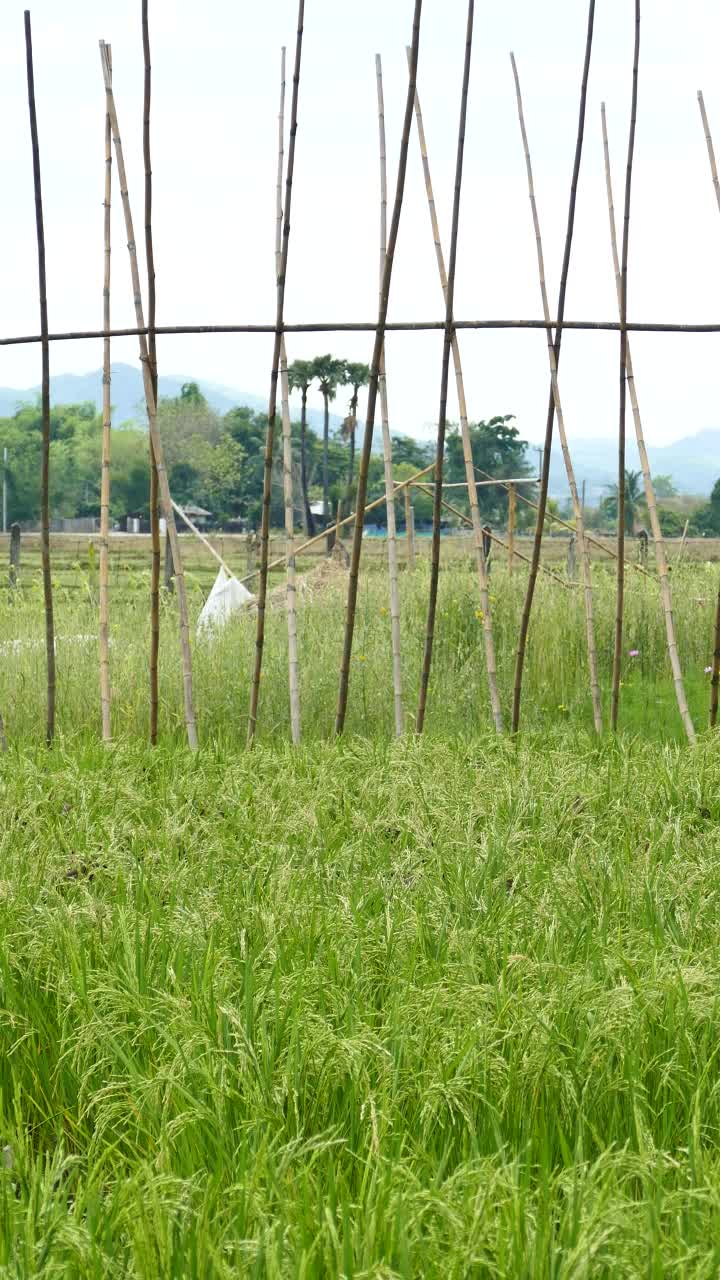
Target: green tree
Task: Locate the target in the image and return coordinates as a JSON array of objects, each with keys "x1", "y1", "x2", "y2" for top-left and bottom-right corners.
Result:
[
  {"x1": 341, "y1": 361, "x2": 370, "y2": 510},
  {"x1": 602, "y1": 469, "x2": 645, "y2": 534},
  {"x1": 691, "y1": 477, "x2": 720, "y2": 535},
  {"x1": 287, "y1": 360, "x2": 316, "y2": 535},
  {"x1": 653, "y1": 474, "x2": 677, "y2": 499},
  {"x1": 311, "y1": 355, "x2": 347, "y2": 523},
  {"x1": 444, "y1": 415, "x2": 534, "y2": 524}
]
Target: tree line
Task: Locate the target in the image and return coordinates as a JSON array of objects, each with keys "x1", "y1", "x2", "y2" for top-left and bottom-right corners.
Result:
[{"x1": 0, "y1": 357, "x2": 535, "y2": 531}]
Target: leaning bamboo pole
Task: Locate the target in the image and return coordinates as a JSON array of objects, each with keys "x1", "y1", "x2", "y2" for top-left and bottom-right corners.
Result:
[
  {"x1": 376, "y1": 54, "x2": 404, "y2": 736},
  {"x1": 248, "y1": 0, "x2": 304, "y2": 746},
  {"x1": 611, "y1": 0, "x2": 640, "y2": 733},
  {"x1": 415, "y1": 2, "x2": 476, "y2": 732},
  {"x1": 507, "y1": 485, "x2": 516, "y2": 575},
  {"x1": 99, "y1": 42, "x2": 197, "y2": 749},
  {"x1": 511, "y1": 0, "x2": 596, "y2": 734},
  {"x1": 602, "y1": 104, "x2": 694, "y2": 743},
  {"x1": 25, "y1": 10, "x2": 56, "y2": 746},
  {"x1": 335, "y1": 0, "x2": 423, "y2": 735},
  {"x1": 697, "y1": 90, "x2": 720, "y2": 727},
  {"x1": 240, "y1": 462, "x2": 435, "y2": 587},
  {"x1": 277, "y1": 46, "x2": 301, "y2": 744},
  {"x1": 411, "y1": 47, "x2": 503, "y2": 734},
  {"x1": 510, "y1": 53, "x2": 602, "y2": 734},
  {"x1": 99, "y1": 43, "x2": 113, "y2": 743},
  {"x1": 143, "y1": 0, "x2": 161, "y2": 746}
]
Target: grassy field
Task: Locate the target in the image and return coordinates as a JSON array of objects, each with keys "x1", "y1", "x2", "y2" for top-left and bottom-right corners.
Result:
[{"x1": 1, "y1": 548, "x2": 720, "y2": 1274}]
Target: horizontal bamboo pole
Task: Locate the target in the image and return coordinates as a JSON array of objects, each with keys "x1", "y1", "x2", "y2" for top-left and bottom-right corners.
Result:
[
  {"x1": 2, "y1": 318, "x2": 720, "y2": 347},
  {"x1": 412, "y1": 476, "x2": 538, "y2": 488},
  {"x1": 239, "y1": 462, "x2": 436, "y2": 586}
]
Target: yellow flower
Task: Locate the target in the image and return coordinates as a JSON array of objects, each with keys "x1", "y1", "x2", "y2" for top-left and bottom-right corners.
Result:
[
  {"x1": 475, "y1": 609, "x2": 484, "y2": 621},
  {"x1": 379, "y1": 607, "x2": 388, "y2": 616},
  {"x1": 359, "y1": 654, "x2": 367, "y2": 662}
]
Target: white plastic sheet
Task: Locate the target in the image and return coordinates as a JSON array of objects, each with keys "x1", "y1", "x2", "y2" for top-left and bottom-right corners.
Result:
[{"x1": 197, "y1": 567, "x2": 254, "y2": 636}]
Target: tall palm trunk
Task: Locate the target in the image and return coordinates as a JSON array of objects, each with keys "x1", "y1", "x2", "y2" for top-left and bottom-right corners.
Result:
[
  {"x1": 322, "y1": 394, "x2": 330, "y2": 522},
  {"x1": 300, "y1": 387, "x2": 315, "y2": 535}
]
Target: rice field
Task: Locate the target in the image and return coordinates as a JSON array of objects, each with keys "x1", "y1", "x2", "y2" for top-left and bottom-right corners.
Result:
[{"x1": 1, "y1": 543, "x2": 720, "y2": 1275}]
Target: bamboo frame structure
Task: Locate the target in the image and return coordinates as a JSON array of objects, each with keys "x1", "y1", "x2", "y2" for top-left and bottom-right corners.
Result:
[
  {"x1": 507, "y1": 485, "x2": 516, "y2": 575},
  {"x1": 611, "y1": 0, "x2": 641, "y2": 733},
  {"x1": 417, "y1": 1, "x2": 493, "y2": 734},
  {"x1": 410, "y1": 43, "x2": 503, "y2": 734},
  {"x1": 24, "y1": 9, "x2": 56, "y2": 747},
  {"x1": 277, "y1": 46, "x2": 301, "y2": 745},
  {"x1": 510, "y1": 52, "x2": 602, "y2": 734},
  {"x1": 376, "y1": 54, "x2": 404, "y2": 737},
  {"x1": 99, "y1": 41, "x2": 198, "y2": 750},
  {"x1": 143, "y1": 0, "x2": 161, "y2": 747},
  {"x1": 512, "y1": 0, "x2": 596, "y2": 735},
  {"x1": 99, "y1": 43, "x2": 112, "y2": 743},
  {"x1": 602, "y1": 104, "x2": 695, "y2": 744},
  {"x1": 335, "y1": 0, "x2": 423, "y2": 736},
  {"x1": 247, "y1": 0, "x2": 304, "y2": 746},
  {"x1": 697, "y1": 91, "x2": 720, "y2": 727}
]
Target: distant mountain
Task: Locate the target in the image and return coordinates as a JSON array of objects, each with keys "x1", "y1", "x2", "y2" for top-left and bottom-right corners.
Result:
[
  {"x1": 0, "y1": 363, "x2": 343, "y2": 433},
  {"x1": 541, "y1": 429, "x2": 720, "y2": 501}
]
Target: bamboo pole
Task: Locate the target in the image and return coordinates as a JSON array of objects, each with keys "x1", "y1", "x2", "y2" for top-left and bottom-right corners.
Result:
[
  {"x1": 25, "y1": 10, "x2": 56, "y2": 746},
  {"x1": 335, "y1": 0, "x2": 423, "y2": 736},
  {"x1": 143, "y1": 0, "x2": 161, "y2": 747},
  {"x1": 511, "y1": 0, "x2": 596, "y2": 734},
  {"x1": 601, "y1": 104, "x2": 694, "y2": 743},
  {"x1": 510, "y1": 53, "x2": 602, "y2": 734},
  {"x1": 611, "y1": 0, "x2": 640, "y2": 733},
  {"x1": 404, "y1": 488, "x2": 416, "y2": 570},
  {"x1": 507, "y1": 484, "x2": 516, "y2": 575},
  {"x1": 410, "y1": 15, "x2": 503, "y2": 735},
  {"x1": 248, "y1": 1, "x2": 304, "y2": 746},
  {"x1": 240, "y1": 463, "x2": 434, "y2": 587},
  {"x1": 376, "y1": 54, "x2": 404, "y2": 737},
  {"x1": 276, "y1": 46, "x2": 301, "y2": 745},
  {"x1": 99, "y1": 43, "x2": 113, "y2": 743},
  {"x1": 99, "y1": 42, "x2": 197, "y2": 749},
  {"x1": 695, "y1": 91, "x2": 720, "y2": 726},
  {"x1": 414, "y1": 483, "x2": 572, "y2": 588},
  {"x1": 171, "y1": 501, "x2": 238, "y2": 580}
]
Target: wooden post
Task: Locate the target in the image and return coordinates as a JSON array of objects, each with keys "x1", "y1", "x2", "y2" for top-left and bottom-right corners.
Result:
[
  {"x1": 25, "y1": 10, "x2": 56, "y2": 745},
  {"x1": 335, "y1": 0, "x2": 423, "y2": 737},
  {"x1": 143, "y1": 0, "x2": 161, "y2": 747},
  {"x1": 507, "y1": 483, "x2": 516, "y2": 574},
  {"x1": 99, "y1": 43, "x2": 113, "y2": 743},
  {"x1": 100, "y1": 41, "x2": 197, "y2": 749},
  {"x1": 404, "y1": 489, "x2": 416, "y2": 571},
  {"x1": 164, "y1": 528, "x2": 174, "y2": 593},
  {"x1": 8, "y1": 523, "x2": 20, "y2": 588}
]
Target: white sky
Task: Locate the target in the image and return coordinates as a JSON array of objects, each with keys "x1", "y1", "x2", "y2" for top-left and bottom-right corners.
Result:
[{"x1": 1, "y1": 0, "x2": 720, "y2": 446}]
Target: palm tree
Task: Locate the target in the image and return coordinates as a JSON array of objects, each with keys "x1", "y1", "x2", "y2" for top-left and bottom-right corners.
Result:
[
  {"x1": 287, "y1": 359, "x2": 316, "y2": 536},
  {"x1": 341, "y1": 362, "x2": 370, "y2": 511},
  {"x1": 603, "y1": 468, "x2": 644, "y2": 534},
  {"x1": 311, "y1": 355, "x2": 347, "y2": 524}
]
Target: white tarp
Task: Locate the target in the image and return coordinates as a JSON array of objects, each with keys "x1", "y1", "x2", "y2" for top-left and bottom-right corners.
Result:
[{"x1": 197, "y1": 567, "x2": 254, "y2": 636}]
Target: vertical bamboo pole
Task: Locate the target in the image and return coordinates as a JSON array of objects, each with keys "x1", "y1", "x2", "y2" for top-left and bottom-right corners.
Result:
[
  {"x1": 376, "y1": 53, "x2": 404, "y2": 737},
  {"x1": 412, "y1": 52, "x2": 502, "y2": 726},
  {"x1": 602, "y1": 104, "x2": 694, "y2": 743},
  {"x1": 507, "y1": 484, "x2": 516, "y2": 575},
  {"x1": 248, "y1": 0, "x2": 304, "y2": 746},
  {"x1": 99, "y1": 42, "x2": 197, "y2": 749},
  {"x1": 611, "y1": 0, "x2": 640, "y2": 733},
  {"x1": 511, "y1": 0, "x2": 596, "y2": 734},
  {"x1": 99, "y1": 43, "x2": 112, "y2": 743},
  {"x1": 277, "y1": 46, "x2": 301, "y2": 744},
  {"x1": 696, "y1": 92, "x2": 720, "y2": 725},
  {"x1": 411, "y1": 10, "x2": 503, "y2": 734},
  {"x1": 404, "y1": 489, "x2": 416, "y2": 571},
  {"x1": 25, "y1": 10, "x2": 56, "y2": 746},
  {"x1": 510, "y1": 53, "x2": 602, "y2": 734},
  {"x1": 335, "y1": 0, "x2": 423, "y2": 736},
  {"x1": 143, "y1": 0, "x2": 161, "y2": 746}
]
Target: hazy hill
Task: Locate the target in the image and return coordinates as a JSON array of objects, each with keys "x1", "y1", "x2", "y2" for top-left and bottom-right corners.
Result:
[
  {"x1": 0, "y1": 363, "x2": 342, "y2": 433},
  {"x1": 542, "y1": 429, "x2": 720, "y2": 500}
]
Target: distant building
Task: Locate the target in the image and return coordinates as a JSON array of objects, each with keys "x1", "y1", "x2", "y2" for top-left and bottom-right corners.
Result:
[{"x1": 180, "y1": 503, "x2": 212, "y2": 529}]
